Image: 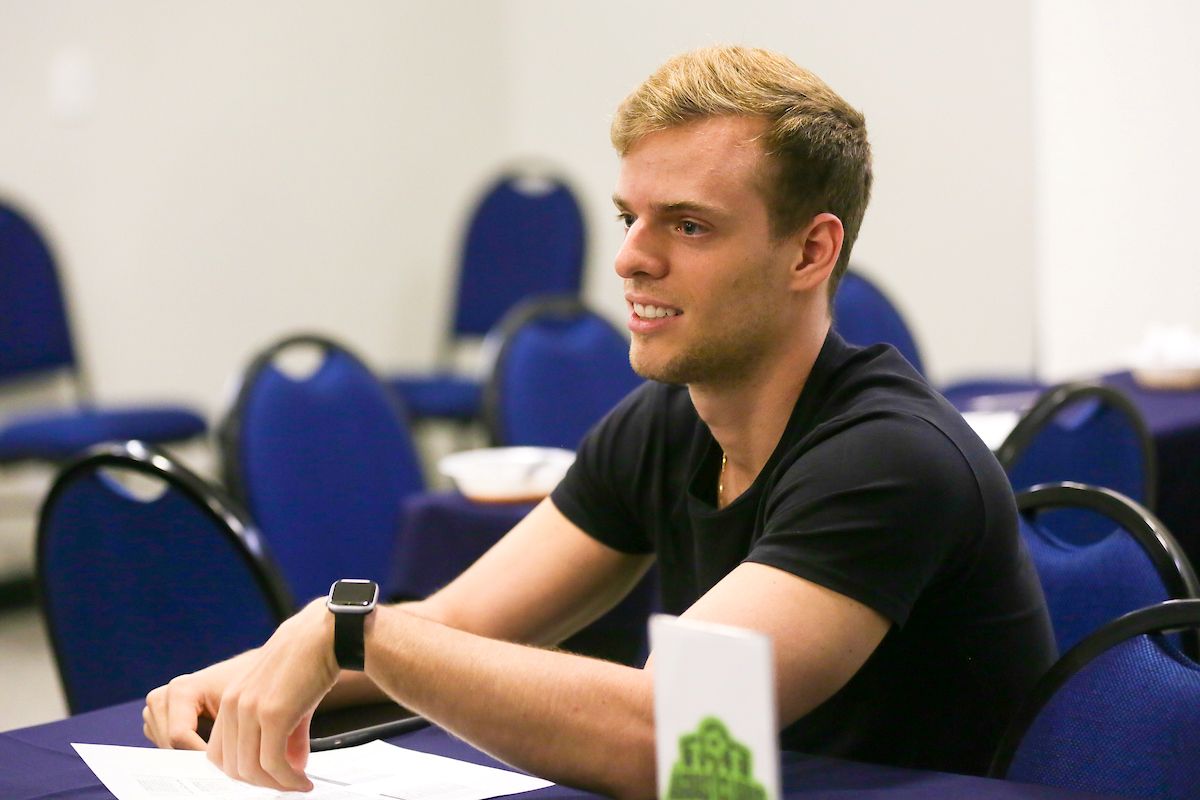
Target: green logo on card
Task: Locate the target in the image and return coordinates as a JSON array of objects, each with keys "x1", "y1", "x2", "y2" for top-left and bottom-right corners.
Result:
[{"x1": 667, "y1": 716, "x2": 767, "y2": 800}]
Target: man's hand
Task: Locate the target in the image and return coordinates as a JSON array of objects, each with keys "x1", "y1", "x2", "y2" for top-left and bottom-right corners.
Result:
[
  {"x1": 144, "y1": 651, "x2": 255, "y2": 750},
  {"x1": 204, "y1": 598, "x2": 341, "y2": 792}
]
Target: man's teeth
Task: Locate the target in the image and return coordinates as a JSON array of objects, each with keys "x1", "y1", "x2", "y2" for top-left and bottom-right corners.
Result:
[{"x1": 633, "y1": 303, "x2": 680, "y2": 319}]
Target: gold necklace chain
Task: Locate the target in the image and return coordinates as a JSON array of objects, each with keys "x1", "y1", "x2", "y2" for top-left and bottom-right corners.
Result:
[{"x1": 717, "y1": 451, "x2": 728, "y2": 506}]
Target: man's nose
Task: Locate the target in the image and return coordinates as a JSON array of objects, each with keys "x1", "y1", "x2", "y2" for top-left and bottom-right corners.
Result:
[{"x1": 614, "y1": 221, "x2": 667, "y2": 279}]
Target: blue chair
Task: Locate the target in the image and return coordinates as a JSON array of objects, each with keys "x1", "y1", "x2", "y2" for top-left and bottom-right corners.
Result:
[
  {"x1": 999, "y1": 382, "x2": 1156, "y2": 510},
  {"x1": 0, "y1": 200, "x2": 205, "y2": 463},
  {"x1": 832, "y1": 268, "x2": 926, "y2": 375},
  {"x1": 36, "y1": 440, "x2": 292, "y2": 714},
  {"x1": 389, "y1": 170, "x2": 587, "y2": 424},
  {"x1": 481, "y1": 295, "x2": 641, "y2": 450},
  {"x1": 989, "y1": 599, "x2": 1200, "y2": 799},
  {"x1": 218, "y1": 333, "x2": 425, "y2": 602},
  {"x1": 1017, "y1": 481, "x2": 1199, "y2": 656},
  {"x1": 833, "y1": 267, "x2": 1045, "y2": 409}
]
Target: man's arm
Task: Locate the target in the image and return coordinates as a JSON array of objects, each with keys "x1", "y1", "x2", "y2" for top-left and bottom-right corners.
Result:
[
  {"x1": 195, "y1": 500, "x2": 890, "y2": 798},
  {"x1": 144, "y1": 499, "x2": 651, "y2": 747}
]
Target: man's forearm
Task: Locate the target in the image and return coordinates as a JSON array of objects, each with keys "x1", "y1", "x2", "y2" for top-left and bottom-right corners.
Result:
[{"x1": 363, "y1": 605, "x2": 656, "y2": 799}]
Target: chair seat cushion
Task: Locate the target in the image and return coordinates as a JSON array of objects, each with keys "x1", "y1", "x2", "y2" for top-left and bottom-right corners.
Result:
[
  {"x1": 0, "y1": 406, "x2": 206, "y2": 461},
  {"x1": 388, "y1": 375, "x2": 481, "y2": 421}
]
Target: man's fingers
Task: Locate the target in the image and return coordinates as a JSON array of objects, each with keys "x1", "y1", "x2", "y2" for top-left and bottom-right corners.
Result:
[
  {"x1": 233, "y1": 704, "x2": 276, "y2": 788},
  {"x1": 260, "y1": 714, "x2": 313, "y2": 793},
  {"x1": 143, "y1": 688, "x2": 166, "y2": 747}
]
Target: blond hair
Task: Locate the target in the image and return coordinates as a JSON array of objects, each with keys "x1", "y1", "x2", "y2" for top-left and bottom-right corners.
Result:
[{"x1": 611, "y1": 46, "x2": 872, "y2": 293}]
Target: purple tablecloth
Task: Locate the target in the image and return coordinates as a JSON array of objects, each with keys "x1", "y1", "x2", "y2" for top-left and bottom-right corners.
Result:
[
  {"x1": 0, "y1": 700, "x2": 1123, "y2": 800},
  {"x1": 1103, "y1": 372, "x2": 1200, "y2": 556},
  {"x1": 388, "y1": 491, "x2": 657, "y2": 666}
]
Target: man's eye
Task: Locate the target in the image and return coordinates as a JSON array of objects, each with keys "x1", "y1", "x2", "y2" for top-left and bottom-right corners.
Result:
[
  {"x1": 616, "y1": 213, "x2": 634, "y2": 230},
  {"x1": 679, "y1": 220, "x2": 703, "y2": 236}
]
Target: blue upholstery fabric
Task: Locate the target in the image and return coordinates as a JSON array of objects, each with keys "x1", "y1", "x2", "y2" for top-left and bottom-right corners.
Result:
[
  {"x1": 1006, "y1": 629, "x2": 1200, "y2": 798},
  {"x1": 1, "y1": 200, "x2": 207, "y2": 462},
  {"x1": 1006, "y1": 393, "x2": 1150, "y2": 507},
  {"x1": 0, "y1": 406, "x2": 205, "y2": 461},
  {"x1": 37, "y1": 446, "x2": 289, "y2": 714},
  {"x1": 832, "y1": 270, "x2": 925, "y2": 375},
  {"x1": 387, "y1": 375, "x2": 481, "y2": 422},
  {"x1": 223, "y1": 338, "x2": 425, "y2": 603},
  {"x1": 452, "y1": 176, "x2": 586, "y2": 338},
  {"x1": 0, "y1": 202, "x2": 75, "y2": 380},
  {"x1": 390, "y1": 173, "x2": 586, "y2": 423},
  {"x1": 485, "y1": 301, "x2": 641, "y2": 450},
  {"x1": 1021, "y1": 515, "x2": 1174, "y2": 654}
]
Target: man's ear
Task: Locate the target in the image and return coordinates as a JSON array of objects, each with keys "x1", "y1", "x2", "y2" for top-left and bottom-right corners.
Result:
[{"x1": 788, "y1": 213, "x2": 844, "y2": 293}]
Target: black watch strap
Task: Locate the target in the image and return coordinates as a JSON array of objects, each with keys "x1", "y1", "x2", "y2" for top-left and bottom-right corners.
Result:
[{"x1": 333, "y1": 612, "x2": 366, "y2": 671}]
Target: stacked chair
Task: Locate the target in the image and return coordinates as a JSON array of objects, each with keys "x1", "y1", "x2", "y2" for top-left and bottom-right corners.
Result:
[
  {"x1": 0, "y1": 200, "x2": 205, "y2": 465},
  {"x1": 1016, "y1": 482, "x2": 1199, "y2": 656},
  {"x1": 831, "y1": 266, "x2": 1042, "y2": 404},
  {"x1": 218, "y1": 333, "x2": 425, "y2": 603},
  {"x1": 388, "y1": 170, "x2": 587, "y2": 427},
  {"x1": 481, "y1": 294, "x2": 642, "y2": 450},
  {"x1": 36, "y1": 441, "x2": 292, "y2": 713},
  {"x1": 997, "y1": 382, "x2": 1156, "y2": 510},
  {"x1": 832, "y1": 269, "x2": 926, "y2": 375},
  {"x1": 990, "y1": 600, "x2": 1200, "y2": 799}
]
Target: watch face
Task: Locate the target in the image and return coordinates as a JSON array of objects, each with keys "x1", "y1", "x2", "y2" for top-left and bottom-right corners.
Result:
[{"x1": 330, "y1": 580, "x2": 378, "y2": 608}]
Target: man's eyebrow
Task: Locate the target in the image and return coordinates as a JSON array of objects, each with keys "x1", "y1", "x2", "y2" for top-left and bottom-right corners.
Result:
[{"x1": 611, "y1": 194, "x2": 727, "y2": 217}]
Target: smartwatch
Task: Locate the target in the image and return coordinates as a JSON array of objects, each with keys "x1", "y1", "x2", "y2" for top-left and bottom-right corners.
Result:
[{"x1": 326, "y1": 579, "x2": 379, "y2": 671}]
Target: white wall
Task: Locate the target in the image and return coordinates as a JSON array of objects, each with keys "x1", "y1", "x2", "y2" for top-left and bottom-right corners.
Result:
[
  {"x1": 3, "y1": 1, "x2": 1043, "y2": 421},
  {"x1": 500, "y1": 0, "x2": 1038, "y2": 385},
  {"x1": 1033, "y1": 0, "x2": 1200, "y2": 380},
  {"x1": 0, "y1": 1, "x2": 510, "y2": 414}
]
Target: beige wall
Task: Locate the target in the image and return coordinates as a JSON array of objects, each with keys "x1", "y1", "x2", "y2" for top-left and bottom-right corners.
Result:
[
  {"x1": 1033, "y1": 0, "x2": 1200, "y2": 380},
  {"x1": 499, "y1": 0, "x2": 1037, "y2": 386},
  {"x1": 0, "y1": 1, "x2": 510, "y2": 414},
  {"x1": 3, "y1": 1, "x2": 1048, "y2": 420}
]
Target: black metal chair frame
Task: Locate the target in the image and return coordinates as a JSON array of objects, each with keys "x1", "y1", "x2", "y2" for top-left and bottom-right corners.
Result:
[
  {"x1": 997, "y1": 382, "x2": 1157, "y2": 509},
  {"x1": 1018, "y1": 481, "x2": 1200, "y2": 602},
  {"x1": 988, "y1": 598, "x2": 1200, "y2": 779},
  {"x1": 478, "y1": 293, "x2": 606, "y2": 447},
  {"x1": 216, "y1": 331, "x2": 415, "y2": 508},
  {"x1": 35, "y1": 440, "x2": 294, "y2": 713}
]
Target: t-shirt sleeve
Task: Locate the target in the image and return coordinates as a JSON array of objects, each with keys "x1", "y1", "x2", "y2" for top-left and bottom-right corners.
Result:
[
  {"x1": 749, "y1": 414, "x2": 985, "y2": 627},
  {"x1": 550, "y1": 384, "x2": 658, "y2": 554}
]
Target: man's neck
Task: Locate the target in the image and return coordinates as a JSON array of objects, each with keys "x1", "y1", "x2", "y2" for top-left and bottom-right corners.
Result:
[{"x1": 691, "y1": 319, "x2": 830, "y2": 505}]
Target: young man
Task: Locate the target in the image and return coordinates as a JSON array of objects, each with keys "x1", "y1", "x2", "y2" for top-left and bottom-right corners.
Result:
[{"x1": 143, "y1": 46, "x2": 1055, "y2": 797}]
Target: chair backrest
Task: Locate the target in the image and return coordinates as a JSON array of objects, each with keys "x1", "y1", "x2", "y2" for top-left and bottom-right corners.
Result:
[
  {"x1": 481, "y1": 295, "x2": 641, "y2": 450},
  {"x1": 1017, "y1": 481, "x2": 1200, "y2": 656},
  {"x1": 832, "y1": 268, "x2": 925, "y2": 375},
  {"x1": 0, "y1": 200, "x2": 76, "y2": 385},
  {"x1": 998, "y1": 382, "x2": 1156, "y2": 509},
  {"x1": 450, "y1": 172, "x2": 586, "y2": 340},
  {"x1": 990, "y1": 599, "x2": 1200, "y2": 799},
  {"x1": 36, "y1": 440, "x2": 292, "y2": 714},
  {"x1": 218, "y1": 333, "x2": 425, "y2": 602}
]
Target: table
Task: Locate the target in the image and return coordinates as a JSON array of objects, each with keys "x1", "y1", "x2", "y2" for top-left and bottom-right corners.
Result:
[
  {"x1": 0, "y1": 700, "x2": 1121, "y2": 800},
  {"x1": 1102, "y1": 372, "x2": 1200, "y2": 555},
  {"x1": 388, "y1": 491, "x2": 657, "y2": 666}
]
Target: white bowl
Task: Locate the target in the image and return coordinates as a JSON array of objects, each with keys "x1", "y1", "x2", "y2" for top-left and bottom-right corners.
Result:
[
  {"x1": 438, "y1": 447, "x2": 576, "y2": 503},
  {"x1": 1132, "y1": 366, "x2": 1200, "y2": 391}
]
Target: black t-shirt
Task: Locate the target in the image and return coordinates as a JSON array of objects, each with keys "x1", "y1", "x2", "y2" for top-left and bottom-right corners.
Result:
[{"x1": 550, "y1": 331, "x2": 1056, "y2": 776}]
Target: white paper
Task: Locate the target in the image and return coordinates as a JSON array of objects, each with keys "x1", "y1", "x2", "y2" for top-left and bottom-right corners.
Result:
[
  {"x1": 961, "y1": 409, "x2": 1020, "y2": 451},
  {"x1": 73, "y1": 740, "x2": 552, "y2": 800},
  {"x1": 650, "y1": 615, "x2": 780, "y2": 800}
]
